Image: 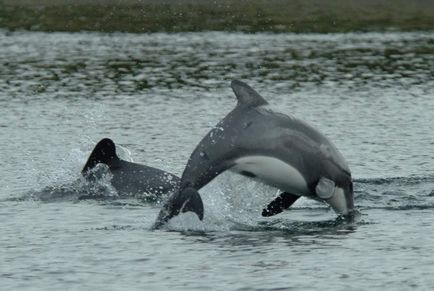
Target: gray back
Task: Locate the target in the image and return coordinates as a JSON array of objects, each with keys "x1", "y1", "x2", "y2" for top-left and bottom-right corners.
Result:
[{"x1": 180, "y1": 81, "x2": 351, "y2": 195}]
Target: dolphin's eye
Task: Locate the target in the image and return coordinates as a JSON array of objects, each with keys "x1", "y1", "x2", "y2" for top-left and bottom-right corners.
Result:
[
  {"x1": 199, "y1": 151, "x2": 210, "y2": 160},
  {"x1": 243, "y1": 121, "x2": 252, "y2": 129}
]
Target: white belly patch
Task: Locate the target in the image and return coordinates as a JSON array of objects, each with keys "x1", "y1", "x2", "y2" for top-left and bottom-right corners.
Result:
[{"x1": 231, "y1": 155, "x2": 309, "y2": 195}]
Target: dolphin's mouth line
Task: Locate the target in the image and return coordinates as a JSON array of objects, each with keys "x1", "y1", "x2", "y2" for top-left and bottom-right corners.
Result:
[{"x1": 325, "y1": 187, "x2": 352, "y2": 216}]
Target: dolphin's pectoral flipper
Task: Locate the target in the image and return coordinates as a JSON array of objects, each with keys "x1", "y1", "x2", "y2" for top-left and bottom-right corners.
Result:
[
  {"x1": 231, "y1": 80, "x2": 268, "y2": 108},
  {"x1": 315, "y1": 177, "x2": 335, "y2": 199},
  {"x1": 153, "y1": 187, "x2": 204, "y2": 229},
  {"x1": 262, "y1": 192, "x2": 300, "y2": 217},
  {"x1": 82, "y1": 138, "x2": 120, "y2": 174},
  {"x1": 240, "y1": 170, "x2": 256, "y2": 178}
]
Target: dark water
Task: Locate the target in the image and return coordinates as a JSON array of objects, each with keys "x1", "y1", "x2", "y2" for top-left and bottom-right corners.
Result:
[{"x1": 1, "y1": 30, "x2": 434, "y2": 290}]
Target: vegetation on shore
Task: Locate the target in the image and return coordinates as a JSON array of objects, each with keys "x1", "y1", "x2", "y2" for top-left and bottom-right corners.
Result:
[{"x1": 0, "y1": 0, "x2": 433, "y2": 33}]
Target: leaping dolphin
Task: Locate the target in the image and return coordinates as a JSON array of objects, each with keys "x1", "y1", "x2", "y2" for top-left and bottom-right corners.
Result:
[
  {"x1": 154, "y1": 80, "x2": 354, "y2": 228},
  {"x1": 82, "y1": 138, "x2": 180, "y2": 197}
]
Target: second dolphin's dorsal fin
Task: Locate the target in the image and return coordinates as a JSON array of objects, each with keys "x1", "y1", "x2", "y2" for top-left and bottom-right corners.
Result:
[
  {"x1": 82, "y1": 138, "x2": 120, "y2": 174},
  {"x1": 231, "y1": 80, "x2": 268, "y2": 108}
]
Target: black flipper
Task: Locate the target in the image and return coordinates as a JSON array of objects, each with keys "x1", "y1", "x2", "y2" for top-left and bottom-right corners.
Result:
[
  {"x1": 153, "y1": 187, "x2": 204, "y2": 229},
  {"x1": 82, "y1": 138, "x2": 120, "y2": 174},
  {"x1": 262, "y1": 192, "x2": 300, "y2": 217},
  {"x1": 231, "y1": 80, "x2": 268, "y2": 108}
]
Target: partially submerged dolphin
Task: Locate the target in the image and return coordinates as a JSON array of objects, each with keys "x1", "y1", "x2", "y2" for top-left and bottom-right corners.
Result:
[
  {"x1": 82, "y1": 138, "x2": 180, "y2": 197},
  {"x1": 154, "y1": 80, "x2": 354, "y2": 227}
]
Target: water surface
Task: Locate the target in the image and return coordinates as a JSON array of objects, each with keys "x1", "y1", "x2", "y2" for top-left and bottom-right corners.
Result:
[{"x1": 1, "y1": 30, "x2": 434, "y2": 290}]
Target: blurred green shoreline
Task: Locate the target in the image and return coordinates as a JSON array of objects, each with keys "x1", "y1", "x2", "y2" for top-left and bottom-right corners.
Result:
[{"x1": 1, "y1": 0, "x2": 433, "y2": 33}]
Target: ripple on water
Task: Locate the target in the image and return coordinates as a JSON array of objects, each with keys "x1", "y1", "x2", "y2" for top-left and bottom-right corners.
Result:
[{"x1": 1, "y1": 30, "x2": 434, "y2": 290}]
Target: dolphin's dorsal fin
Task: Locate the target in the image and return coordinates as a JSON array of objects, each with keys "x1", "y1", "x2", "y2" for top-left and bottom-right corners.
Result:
[
  {"x1": 231, "y1": 80, "x2": 268, "y2": 108},
  {"x1": 82, "y1": 138, "x2": 120, "y2": 174}
]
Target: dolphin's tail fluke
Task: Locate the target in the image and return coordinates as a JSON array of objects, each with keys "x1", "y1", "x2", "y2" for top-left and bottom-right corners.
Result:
[
  {"x1": 153, "y1": 187, "x2": 204, "y2": 229},
  {"x1": 82, "y1": 138, "x2": 120, "y2": 174}
]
